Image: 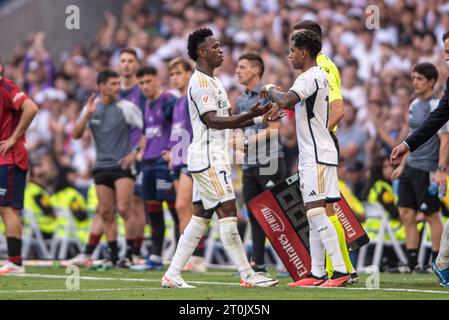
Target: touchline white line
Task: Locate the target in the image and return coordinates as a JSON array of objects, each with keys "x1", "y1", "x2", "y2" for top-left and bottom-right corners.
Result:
[{"x1": 2, "y1": 273, "x2": 448, "y2": 295}]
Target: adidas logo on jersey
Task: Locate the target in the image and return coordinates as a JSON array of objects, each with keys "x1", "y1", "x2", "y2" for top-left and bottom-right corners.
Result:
[
  {"x1": 309, "y1": 190, "x2": 317, "y2": 197},
  {"x1": 265, "y1": 180, "x2": 275, "y2": 188}
]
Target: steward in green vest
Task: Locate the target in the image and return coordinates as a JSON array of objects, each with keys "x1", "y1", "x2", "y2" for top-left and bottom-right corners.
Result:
[
  {"x1": 24, "y1": 162, "x2": 56, "y2": 239},
  {"x1": 87, "y1": 184, "x2": 98, "y2": 214},
  {"x1": 50, "y1": 167, "x2": 90, "y2": 244},
  {"x1": 365, "y1": 156, "x2": 406, "y2": 242}
]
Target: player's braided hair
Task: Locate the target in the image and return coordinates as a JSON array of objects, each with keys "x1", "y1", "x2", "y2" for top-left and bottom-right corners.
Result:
[
  {"x1": 187, "y1": 28, "x2": 213, "y2": 61},
  {"x1": 290, "y1": 30, "x2": 322, "y2": 59}
]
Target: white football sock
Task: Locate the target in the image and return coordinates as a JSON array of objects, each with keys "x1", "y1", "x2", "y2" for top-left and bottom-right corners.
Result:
[
  {"x1": 165, "y1": 215, "x2": 210, "y2": 277},
  {"x1": 150, "y1": 255, "x2": 162, "y2": 263},
  {"x1": 219, "y1": 217, "x2": 254, "y2": 280},
  {"x1": 309, "y1": 225, "x2": 326, "y2": 278},
  {"x1": 436, "y1": 220, "x2": 449, "y2": 269},
  {"x1": 308, "y1": 208, "x2": 347, "y2": 274}
]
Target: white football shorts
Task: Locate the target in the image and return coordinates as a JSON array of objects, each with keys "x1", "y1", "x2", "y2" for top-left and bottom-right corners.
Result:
[
  {"x1": 298, "y1": 162, "x2": 340, "y2": 204},
  {"x1": 191, "y1": 166, "x2": 236, "y2": 210}
]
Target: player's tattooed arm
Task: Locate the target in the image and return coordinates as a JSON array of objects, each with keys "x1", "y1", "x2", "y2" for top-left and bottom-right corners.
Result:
[
  {"x1": 260, "y1": 84, "x2": 299, "y2": 110},
  {"x1": 268, "y1": 89, "x2": 299, "y2": 110},
  {"x1": 203, "y1": 102, "x2": 270, "y2": 130}
]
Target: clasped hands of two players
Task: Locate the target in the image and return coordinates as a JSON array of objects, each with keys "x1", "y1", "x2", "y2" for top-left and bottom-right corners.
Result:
[
  {"x1": 246, "y1": 84, "x2": 286, "y2": 123},
  {"x1": 258, "y1": 84, "x2": 286, "y2": 122},
  {"x1": 249, "y1": 101, "x2": 284, "y2": 122}
]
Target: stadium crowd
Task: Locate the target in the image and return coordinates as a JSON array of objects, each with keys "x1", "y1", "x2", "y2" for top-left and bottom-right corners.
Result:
[{"x1": 2, "y1": 0, "x2": 449, "y2": 271}]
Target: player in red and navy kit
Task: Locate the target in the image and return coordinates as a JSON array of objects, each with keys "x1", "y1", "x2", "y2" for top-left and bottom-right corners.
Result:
[{"x1": 0, "y1": 58, "x2": 39, "y2": 275}]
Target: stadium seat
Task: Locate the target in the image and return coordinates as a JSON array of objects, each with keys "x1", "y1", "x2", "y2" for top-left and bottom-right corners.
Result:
[{"x1": 356, "y1": 202, "x2": 408, "y2": 272}]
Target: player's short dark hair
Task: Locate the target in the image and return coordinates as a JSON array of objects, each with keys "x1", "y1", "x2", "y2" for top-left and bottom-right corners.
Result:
[
  {"x1": 187, "y1": 28, "x2": 214, "y2": 61},
  {"x1": 168, "y1": 57, "x2": 192, "y2": 73},
  {"x1": 238, "y1": 52, "x2": 265, "y2": 77},
  {"x1": 119, "y1": 48, "x2": 138, "y2": 59},
  {"x1": 136, "y1": 65, "x2": 158, "y2": 78},
  {"x1": 443, "y1": 31, "x2": 449, "y2": 42},
  {"x1": 291, "y1": 30, "x2": 322, "y2": 59},
  {"x1": 412, "y1": 62, "x2": 438, "y2": 85},
  {"x1": 292, "y1": 20, "x2": 322, "y2": 39},
  {"x1": 97, "y1": 69, "x2": 119, "y2": 85}
]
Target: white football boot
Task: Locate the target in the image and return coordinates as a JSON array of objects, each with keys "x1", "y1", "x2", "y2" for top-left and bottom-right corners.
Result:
[
  {"x1": 161, "y1": 274, "x2": 196, "y2": 288},
  {"x1": 240, "y1": 272, "x2": 279, "y2": 287},
  {"x1": 0, "y1": 262, "x2": 26, "y2": 275}
]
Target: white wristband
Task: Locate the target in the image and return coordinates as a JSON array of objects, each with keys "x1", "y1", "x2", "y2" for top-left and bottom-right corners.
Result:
[
  {"x1": 254, "y1": 116, "x2": 263, "y2": 124},
  {"x1": 265, "y1": 84, "x2": 276, "y2": 92},
  {"x1": 402, "y1": 141, "x2": 410, "y2": 151}
]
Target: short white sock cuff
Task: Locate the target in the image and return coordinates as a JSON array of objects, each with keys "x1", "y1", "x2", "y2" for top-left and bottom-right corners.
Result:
[
  {"x1": 191, "y1": 215, "x2": 211, "y2": 227},
  {"x1": 218, "y1": 217, "x2": 238, "y2": 225},
  {"x1": 306, "y1": 207, "x2": 326, "y2": 218},
  {"x1": 150, "y1": 255, "x2": 162, "y2": 263}
]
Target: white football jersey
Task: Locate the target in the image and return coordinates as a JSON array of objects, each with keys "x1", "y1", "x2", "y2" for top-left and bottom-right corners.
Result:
[
  {"x1": 187, "y1": 69, "x2": 231, "y2": 172},
  {"x1": 290, "y1": 66, "x2": 338, "y2": 166}
]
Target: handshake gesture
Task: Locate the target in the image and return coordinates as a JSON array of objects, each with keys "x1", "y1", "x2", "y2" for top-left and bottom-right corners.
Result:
[
  {"x1": 257, "y1": 84, "x2": 287, "y2": 122},
  {"x1": 248, "y1": 100, "x2": 286, "y2": 124},
  {"x1": 244, "y1": 83, "x2": 287, "y2": 123}
]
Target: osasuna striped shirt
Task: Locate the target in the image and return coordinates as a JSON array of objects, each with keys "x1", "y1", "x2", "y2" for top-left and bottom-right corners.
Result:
[
  {"x1": 187, "y1": 69, "x2": 231, "y2": 172},
  {"x1": 0, "y1": 77, "x2": 30, "y2": 170},
  {"x1": 290, "y1": 66, "x2": 338, "y2": 166}
]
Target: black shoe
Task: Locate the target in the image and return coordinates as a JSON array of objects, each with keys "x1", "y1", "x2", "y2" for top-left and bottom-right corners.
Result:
[
  {"x1": 320, "y1": 271, "x2": 351, "y2": 287},
  {"x1": 346, "y1": 272, "x2": 359, "y2": 286},
  {"x1": 387, "y1": 264, "x2": 413, "y2": 274},
  {"x1": 252, "y1": 264, "x2": 267, "y2": 274},
  {"x1": 116, "y1": 257, "x2": 132, "y2": 269},
  {"x1": 415, "y1": 264, "x2": 433, "y2": 274},
  {"x1": 91, "y1": 259, "x2": 115, "y2": 271}
]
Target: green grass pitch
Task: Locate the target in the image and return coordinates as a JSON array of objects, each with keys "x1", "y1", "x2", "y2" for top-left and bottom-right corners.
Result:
[{"x1": 0, "y1": 266, "x2": 447, "y2": 300}]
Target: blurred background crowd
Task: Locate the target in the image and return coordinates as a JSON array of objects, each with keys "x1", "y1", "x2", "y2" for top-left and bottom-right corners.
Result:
[{"x1": 2, "y1": 0, "x2": 449, "y2": 267}]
